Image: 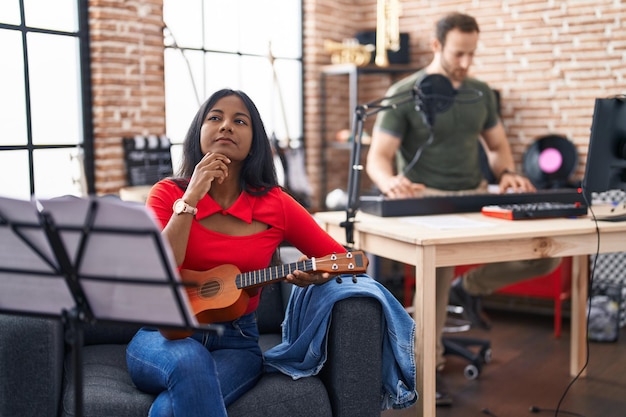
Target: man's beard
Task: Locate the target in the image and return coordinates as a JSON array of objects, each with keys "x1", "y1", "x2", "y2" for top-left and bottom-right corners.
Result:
[{"x1": 440, "y1": 58, "x2": 467, "y2": 84}]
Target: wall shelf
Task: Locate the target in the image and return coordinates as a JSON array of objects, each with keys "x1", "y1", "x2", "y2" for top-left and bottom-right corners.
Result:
[{"x1": 319, "y1": 64, "x2": 418, "y2": 209}]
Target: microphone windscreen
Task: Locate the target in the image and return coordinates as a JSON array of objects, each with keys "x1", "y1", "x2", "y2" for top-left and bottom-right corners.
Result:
[
  {"x1": 416, "y1": 74, "x2": 456, "y2": 110},
  {"x1": 413, "y1": 74, "x2": 456, "y2": 126}
]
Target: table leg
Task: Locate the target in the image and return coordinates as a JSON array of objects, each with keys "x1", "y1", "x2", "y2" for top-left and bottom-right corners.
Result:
[
  {"x1": 412, "y1": 245, "x2": 437, "y2": 417},
  {"x1": 570, "y1": 254, "x2": 589, "y2": 377}
]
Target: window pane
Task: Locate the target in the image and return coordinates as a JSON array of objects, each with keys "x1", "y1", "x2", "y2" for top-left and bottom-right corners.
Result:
[
  {"x1": 164, "y1": 48, "x2": 205, "y2": 144},
  {"x1": 0, "y1": 151, "x2": 30, "y2": 200},
  {"x1": 163, "y1": 0, "x2": 203, "y2": 49},
  {"x1": 163, "y1": 0, "x2": 303, "y2": 156},
  {"x1": 203, "y1": 1, "x2": 240, "y2": 52},
  {"x1": 28, "y1": 32, "x2": 82, "y2": 146},
  {"x1": 268, "y1": 0, "x2": 302, "y2": 58},
  {"x1": 205, "y1": 53, "x2": 242, "y2": 94},
  {"x1": 239, "y1": 55, "x2": 274, "y2": 134},
  {"x1": 171, "y1": 143, "x2": 183, "y2": 176},
  {"x1": 237, "y1": 56, "x2": 302, "y2": 145},
  {"x1": 270, "y1": 59, "x2": 303, "y2": 144},
  {"x1": 0, "y1": 0, "x2": 21, "y2": 25},
  {"x1": 238, "y1": 1, "x2": 273, "y2": 55},
  {"x1": 0, "y1": 29, "x2": 28, "y2": 146},
  {"x1": 33, "y1": 148, "x2": 84, "y2": 199},
  {"x1": 24, "y1": 0, "x2": 77, "y2": 32},
  {"x1": 239, "y1": 0, "x2": 301, "y2": 58}
]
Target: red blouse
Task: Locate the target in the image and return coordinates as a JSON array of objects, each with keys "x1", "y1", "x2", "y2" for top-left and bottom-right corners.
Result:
[{"x1": 146, "y1": 179, "x2": 346, "y2": 314}]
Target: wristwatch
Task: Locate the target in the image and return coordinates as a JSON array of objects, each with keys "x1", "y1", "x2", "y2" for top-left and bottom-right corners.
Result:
[{"x1": 173, "y1": 199, "x2": 197, "y2": 216}]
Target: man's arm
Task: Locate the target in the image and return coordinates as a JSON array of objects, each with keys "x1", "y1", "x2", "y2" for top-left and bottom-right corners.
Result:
[
  {"x1": 366, "y1": 129, "x2": 425, "y2": 198},
  {"x1": 482, "y1": 121, "x2": 535, "y2": 192}
]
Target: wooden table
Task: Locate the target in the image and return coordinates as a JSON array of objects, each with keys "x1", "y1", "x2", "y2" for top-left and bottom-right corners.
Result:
[{"x1": 314, "y1": 208, "x2": 626, "y2": 417}]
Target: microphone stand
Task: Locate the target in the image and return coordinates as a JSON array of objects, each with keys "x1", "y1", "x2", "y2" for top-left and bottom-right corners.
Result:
[
  {"x1": 340, "y1": 90, "x2": 415, "y2": 246},
  {"x1": 339, "y1": 74, "x2": 470, "y2": 245}
]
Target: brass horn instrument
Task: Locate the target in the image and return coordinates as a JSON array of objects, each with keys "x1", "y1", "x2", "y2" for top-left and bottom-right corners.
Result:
[
  {"x1": 375, "y1": 0, "x2": 402, "y2": 67},
  {"x1": 324, "y1": 39, "x2": 375, "y2": 67}
]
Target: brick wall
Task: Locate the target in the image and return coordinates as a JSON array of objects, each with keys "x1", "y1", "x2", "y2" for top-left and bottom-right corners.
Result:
[
  {"x1": 89, "y1": 1, "x2": 626, "y2": 206},
  {"x1": 89, "y1": 0, "x2": 166, "y2": 195},
  {"x1": 303, "y1": 0, "x2": 626, "y2": 210}
]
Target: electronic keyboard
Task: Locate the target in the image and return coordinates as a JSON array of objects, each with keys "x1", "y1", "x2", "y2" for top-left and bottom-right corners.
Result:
[{"x1": 358, "y1": 188, "x2": 586, "y2": 217}]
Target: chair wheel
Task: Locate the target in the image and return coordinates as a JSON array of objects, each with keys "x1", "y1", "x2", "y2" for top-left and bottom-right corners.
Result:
[
  {"x1": 464, "y1": 363, "x2": 480, "y2": 380},
  {"x1": 482, "y1": 348, "x2": 493, "y2": 364}
]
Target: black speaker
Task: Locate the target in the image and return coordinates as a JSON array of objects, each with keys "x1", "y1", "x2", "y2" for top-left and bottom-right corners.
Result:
[
  {"x1": 619, "y1": 138, "x2": 626, "y2": 160},
  {"x1": 355, "y1": 31, "x2": 410, "y2": 65}
]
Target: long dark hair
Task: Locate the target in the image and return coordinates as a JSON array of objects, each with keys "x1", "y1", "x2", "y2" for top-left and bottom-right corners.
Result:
[{"x1": 177, "y1": 89, "x2": 278, "y2": 195}]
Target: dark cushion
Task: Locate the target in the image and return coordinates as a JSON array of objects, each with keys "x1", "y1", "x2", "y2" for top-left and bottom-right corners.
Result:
[
  {"x1": 83, "y1": 321, "x2": 142, "y2": 346},
  {"x1": 61, "y1": 344, "x2": 153, "y2": 417},
  {"x1": 227, "y1": 373, "x2": 332, "y2": 417},
  {"x1": 61, "y1": 341, "x2": 331, "y2": 417},
  {"x1": 255, "y1": 283, "x2": 290, "y2": 351},
  {"x1": 59, "y1": 277, "x2": 321, "y2": 417},
  {"x1": 259, "y1": 332, "x2": 282, "y2": 352},
  {"x1": 320, "y1": 297, "x2": 382, "y2": 417},
  {"x1": 256, "y1": 282, "x2": 287, "y2": 334},
  {"x1": 0, "y1": 314, "x2": 64, "y2": 417}
]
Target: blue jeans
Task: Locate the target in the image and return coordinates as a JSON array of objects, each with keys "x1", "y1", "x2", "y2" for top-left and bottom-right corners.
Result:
[{"x1": 126, "y1": 313, "x2": 263, "y2": 417}]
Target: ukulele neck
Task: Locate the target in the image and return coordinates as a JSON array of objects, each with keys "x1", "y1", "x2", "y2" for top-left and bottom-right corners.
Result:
[{"x1": 236, "y1": 259, "x2": 313, "y2": 289}]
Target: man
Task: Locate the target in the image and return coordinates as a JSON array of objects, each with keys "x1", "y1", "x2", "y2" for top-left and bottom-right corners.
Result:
[{"x1": 366, "y1": 12, "x2": 560, "y2": 406}]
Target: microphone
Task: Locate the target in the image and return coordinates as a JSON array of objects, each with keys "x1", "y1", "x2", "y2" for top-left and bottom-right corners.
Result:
[
  {"x1": 413, "y1": 73, "x2": 484, "y2": 126},
  {"x1": 413, "y1": 74, "x2": 456, "y2": 126}
]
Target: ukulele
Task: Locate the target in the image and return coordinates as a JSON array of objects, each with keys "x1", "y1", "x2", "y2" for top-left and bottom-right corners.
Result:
[{"x1": 161, "y1": 251, "x2": 368, "y2": 339}]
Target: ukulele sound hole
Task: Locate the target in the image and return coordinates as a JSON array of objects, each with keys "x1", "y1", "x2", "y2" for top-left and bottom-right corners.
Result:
[{"x1": 199, "y1": 281, "x2": 221, "y2": 298}]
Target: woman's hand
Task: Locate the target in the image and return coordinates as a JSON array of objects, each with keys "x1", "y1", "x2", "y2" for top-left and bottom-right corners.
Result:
[
  {"x1": 184, "y1": 152, "x2": 231, "y2": 204},
  {"x1": 285, "y1": 255, "x2": 335, "y2": 287}
]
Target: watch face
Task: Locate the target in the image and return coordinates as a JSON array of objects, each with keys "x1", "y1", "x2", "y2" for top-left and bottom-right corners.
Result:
[
  {"x1": 174, "y1": 199, "x2": 196, "y2": 215},
  {"x1": 174, "y1": 199, "x2": 185, "y2": 213}
]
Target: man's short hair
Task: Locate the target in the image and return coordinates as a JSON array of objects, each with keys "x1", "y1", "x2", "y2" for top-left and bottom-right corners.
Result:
[{"x1": 436, "y1": 13, "x2": 480, "y2": 46}]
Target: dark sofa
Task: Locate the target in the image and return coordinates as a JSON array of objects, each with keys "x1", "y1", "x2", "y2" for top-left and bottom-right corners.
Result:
[{"x1": 0, "y1": 278, "x2": 384, "y2": 417}]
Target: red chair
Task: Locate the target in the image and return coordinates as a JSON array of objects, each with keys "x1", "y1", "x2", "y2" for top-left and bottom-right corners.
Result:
[
  {"x1": 453, "y1": 257, "x2": 572, "y2": 338},
  {"x1": 404, "y1": 258, "x2": 572, "y2": 338}
]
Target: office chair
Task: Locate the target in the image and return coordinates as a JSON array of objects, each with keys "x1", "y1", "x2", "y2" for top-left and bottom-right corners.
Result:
[
  {"x1": 403, "y1": 265, "x2": 492, "y2": 380},
  {"x1": 442, "y1": 306, "x2": 492, "y2": 379}
]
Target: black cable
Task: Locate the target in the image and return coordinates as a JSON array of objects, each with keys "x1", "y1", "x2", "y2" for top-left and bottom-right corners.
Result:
[
  {"x1": 401, "y1": 130, "x2": 434, "y2": 176},
  {"x1": 535, "y1": 188, "x2": 599, "y2": 417},
  {"x1": 529, "y1": 405, "x2": 586, "y2": 417},
  {"x1": 482, "y1": 408, "x2": 499, "y2": 417}
]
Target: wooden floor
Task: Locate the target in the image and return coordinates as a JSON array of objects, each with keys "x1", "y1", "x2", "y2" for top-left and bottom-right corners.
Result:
[{"x1": 382, "y1": 308, "x2": 626, "y2": 417}]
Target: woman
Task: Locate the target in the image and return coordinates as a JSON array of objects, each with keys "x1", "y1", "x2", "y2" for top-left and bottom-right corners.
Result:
[{"x1": 126, "y1": 89, "x2": 346, "y2": 417}]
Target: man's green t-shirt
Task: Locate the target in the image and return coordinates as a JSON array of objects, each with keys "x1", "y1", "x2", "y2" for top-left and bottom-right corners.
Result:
[{"x1": 373, "y1": 69, "x2": 499, "y2": 191}]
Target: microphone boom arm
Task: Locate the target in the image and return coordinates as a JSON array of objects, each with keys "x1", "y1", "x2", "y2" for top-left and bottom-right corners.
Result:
[
  {"x1": 341, "y1": 89, "x2": 414, "y2": 246},
  {"x1": 340, "y1": 73, "x2": 465, "y2": 245}
]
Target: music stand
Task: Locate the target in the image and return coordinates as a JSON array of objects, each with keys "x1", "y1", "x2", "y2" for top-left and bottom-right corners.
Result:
[{"x1": 0, "y1": 195, "x2": 221, "y2": 417}]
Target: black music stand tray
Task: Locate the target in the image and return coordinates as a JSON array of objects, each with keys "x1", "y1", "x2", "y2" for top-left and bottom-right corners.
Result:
[{"x1": 0, "y1": 195, "x2": 221, "y2": 417}]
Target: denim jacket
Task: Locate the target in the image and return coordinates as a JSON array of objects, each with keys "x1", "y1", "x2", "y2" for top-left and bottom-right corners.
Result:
[{"x1": 263, "y1": 274, "x2": 418, "y2": 410}]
